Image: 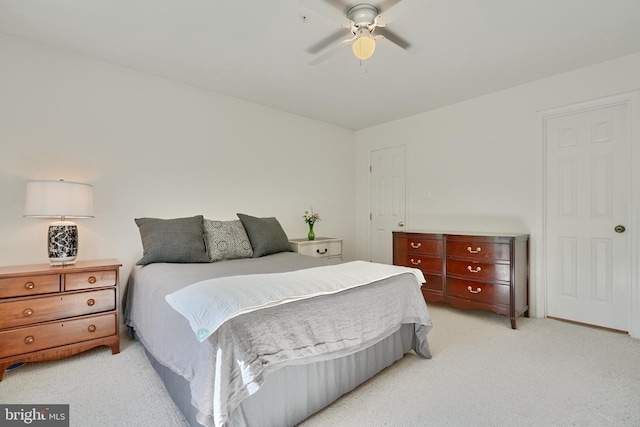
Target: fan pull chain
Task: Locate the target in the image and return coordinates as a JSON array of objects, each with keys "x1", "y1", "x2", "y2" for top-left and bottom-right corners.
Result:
[{"x1": 359, "y1": 59, "x2": 369, "y2": 74}]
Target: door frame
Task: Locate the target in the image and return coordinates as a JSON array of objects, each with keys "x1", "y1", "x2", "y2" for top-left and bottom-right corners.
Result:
[{"x1": 535, "y1": 90, "x2": 640, "y2": 337}]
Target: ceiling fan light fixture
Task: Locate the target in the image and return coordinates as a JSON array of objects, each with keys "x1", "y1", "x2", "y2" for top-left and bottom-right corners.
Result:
[{"x1": 352, "y1": 28, "x2": 376, "y2": 60}]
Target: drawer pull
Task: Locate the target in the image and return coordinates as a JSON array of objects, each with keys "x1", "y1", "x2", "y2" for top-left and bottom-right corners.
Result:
[
  {"x1": 410, "y1": 242, "x2": 422, "y2": 249},
  {"x1": 316, "y1": 248, "x2": 328, "y2": 255},
  {"x1": 88, "y1": 276, "x2": 97, "y2": 284},
  {"x1": 25, "y1": 281, "x2": 35, "y2": 290},
  {"x1": 467, "y1": 266, "x2": 482, "y2": 273},
  {"x1": 24, "y1": 336, "x2": 35, "y2": 345},
  {"x1": 87, "y1": 298, "x2": 96, "y2": 306},
  {"x1": 88, "y1": 325, "x2": 97, "y2": 333},
  {"x1": 23, "y1": 308, "x2": 34, "y2": 317},
  {"x1": 467, "y1": 246, "x2": 482, "y2": 254},
  {"x1": 410, "y1": 258, "x2": 421, "y2": 265},
  {"x1": 467, "y1": 286, "x2": 482, "y2": 294}
]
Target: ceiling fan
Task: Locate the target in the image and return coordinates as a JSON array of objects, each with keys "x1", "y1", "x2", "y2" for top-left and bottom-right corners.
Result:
[{"x1": 301, "y1": 0, "x2": 412, "y2": 65}]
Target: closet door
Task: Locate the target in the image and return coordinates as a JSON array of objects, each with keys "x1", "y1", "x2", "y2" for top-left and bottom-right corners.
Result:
[{"x1": 370, "y1": 145, "x2": 406, "y2": 264}]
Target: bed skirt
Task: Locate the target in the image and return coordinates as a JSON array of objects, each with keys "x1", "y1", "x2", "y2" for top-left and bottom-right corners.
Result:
[{"x1": 142, "y1": 323, "x2": 416, "y2": 427}]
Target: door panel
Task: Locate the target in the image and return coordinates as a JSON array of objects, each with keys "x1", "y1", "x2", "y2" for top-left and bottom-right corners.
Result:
[
  {"x1": 546, "y1": 103, "x2": 630, "y2": 331},
  {"x1": 370, "y1": 146, "x2": 406, "y2": 264}
]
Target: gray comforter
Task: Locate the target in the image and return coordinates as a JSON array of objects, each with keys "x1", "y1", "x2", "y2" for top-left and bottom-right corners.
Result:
[{"x1": 123, "y1": 253, "x2": 432, "y2": 427}]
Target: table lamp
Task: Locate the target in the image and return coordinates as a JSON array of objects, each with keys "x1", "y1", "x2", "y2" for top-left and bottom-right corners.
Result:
[{"x1": 24, "y1": 179, "x2": 94, "y2": 265}]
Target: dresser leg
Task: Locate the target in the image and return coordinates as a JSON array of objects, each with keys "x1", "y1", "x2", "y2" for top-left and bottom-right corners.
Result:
[
  {"x1": 110, "y1": 342, "x2": 120, "y2": 355},
  {"x1": 510, "y1": 317, "x2": 517, "y2": 329}
]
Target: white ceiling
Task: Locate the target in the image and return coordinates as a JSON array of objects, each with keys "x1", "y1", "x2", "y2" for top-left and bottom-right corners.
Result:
[{"x1": 1, "y1": 0, "x2": 640, "y2": 130}]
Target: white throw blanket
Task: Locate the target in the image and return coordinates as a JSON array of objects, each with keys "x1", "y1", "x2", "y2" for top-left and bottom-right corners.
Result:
[{"x1": 165, "y1": 260, "x2": 425, "y2": 342}]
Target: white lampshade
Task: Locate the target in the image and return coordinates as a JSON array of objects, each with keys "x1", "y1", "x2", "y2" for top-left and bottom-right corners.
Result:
[
  {"x1": 24, "y1": 179, "x2": 94, "y2": 265},
  {"x1": 352, "y1": 28, "x2": 376, "y2": 60},
  {"x1": 24, "y1": 180, "x2": 94, "y2": 219}
]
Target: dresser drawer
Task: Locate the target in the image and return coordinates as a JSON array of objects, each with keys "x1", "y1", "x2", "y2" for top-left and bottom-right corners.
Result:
[
  {"x1": 423, "y1": 274, "x2": 444, "y2": 292},
  {"x1": 0, "y1": 274, "x2": 61, "y2": 299},
  {"x1": 0, "y1": 289, "x2": 116, "y2": 329},
  {"x1": 297, "y1": 241, "x2": 341, "y2": 258},
  {"x1": 0, "y1": 313, "x2": 117, "y2": 358},
  {"x1": 446, "y1": 259, "x2": 511, "y2": 282},
  {"x1": 395, "y1": 235, "x2": 443, "y2": 256},
  {"x1": 446, "y1": 277, "x2": 510, "y2": 306},
  {"x1": 446, "y1": 240, "x2": 511, "y2": 261},
  {"x1": 394, "y1": 254, "x2": 442, "y2": 274},
  {"x1": 64, "y1": 269, "x2": 117, "y2": 291}
]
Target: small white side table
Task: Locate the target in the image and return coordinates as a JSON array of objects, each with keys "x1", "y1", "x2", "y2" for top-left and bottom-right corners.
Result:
[{"x1": 289, "y1": 237, "x2": 342, "y2": 261}]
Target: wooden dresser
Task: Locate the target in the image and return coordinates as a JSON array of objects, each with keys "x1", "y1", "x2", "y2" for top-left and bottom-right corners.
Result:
[
  {"x1": 393, "y1": 232, "x2": 529, "y2": 329},
  {"x1": 0, "y1": 259, "x2": 121, "y2": 380}
]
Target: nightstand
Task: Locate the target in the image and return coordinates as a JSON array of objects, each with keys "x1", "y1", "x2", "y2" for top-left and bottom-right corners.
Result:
[
  {"x1": 0, "y1": 259, "x2": 121, "y2": 380},
  {"x1": 289, "y1": 237, "x2": 342, "y2": 261}
]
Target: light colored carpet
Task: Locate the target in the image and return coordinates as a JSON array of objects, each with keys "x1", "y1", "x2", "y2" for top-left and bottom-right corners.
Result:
[{"x1": 2, "y1": 303, "x2": 639, "y2": 427}]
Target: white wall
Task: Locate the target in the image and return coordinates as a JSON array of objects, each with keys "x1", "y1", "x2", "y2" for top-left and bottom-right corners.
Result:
[
  {"x1": 3, "y1": 34, "x2": 640, "y2": 324},
  {"x1": 0, "y1": 36, "x2": 356, "y2": 282},
  {"x1": 355, "y1": 52, "x2": 640, "y2": 318}
]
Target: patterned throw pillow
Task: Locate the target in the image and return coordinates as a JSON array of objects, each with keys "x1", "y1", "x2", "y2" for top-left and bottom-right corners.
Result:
[{"x1": 203, "y1": 219, "x2": 253, "y2": 262}]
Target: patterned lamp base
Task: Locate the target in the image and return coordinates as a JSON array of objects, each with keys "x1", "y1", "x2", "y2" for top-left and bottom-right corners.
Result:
[{"x1": 48, "y1": 221, "x2": 78, "y2": 265}]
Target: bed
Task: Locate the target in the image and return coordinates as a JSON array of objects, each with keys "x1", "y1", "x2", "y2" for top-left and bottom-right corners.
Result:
[{"x1": 122, "y1": 214, "x2": 433, "y2": 427}]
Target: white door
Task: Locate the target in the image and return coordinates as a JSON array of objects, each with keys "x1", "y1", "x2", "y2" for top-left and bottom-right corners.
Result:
[
  {"x1": 545, "y1": 102, "x2": 630, "y2": 331},
  {"x1": 370, "y1": 146, "x2": 406, "y2": 264}
]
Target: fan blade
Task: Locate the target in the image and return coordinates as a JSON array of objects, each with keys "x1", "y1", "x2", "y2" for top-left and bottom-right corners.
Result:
[
  {"x1": 377, "y1": 0, "x2": 403, "y2": 14},
  {"x1": 308, "y1": 43, "x2": 345, "y2": 65},
  {"x1": 299, "y1": 0, "x2": 351, "y2": 27},
  {"x1": 309, "y1": 34, "x2": 354, "y2": 65},
  {"x1": 375, "y1": 27, "x2": 411, "y2": 50},
  {"x1": 307, "y1": 28, "x2": 350, "y2": 54},
  {"x1": 377, "y1": 0, "x2": 413, "y2": 25},
  {"x1": 322, "y1": 0, "x2": 351, "y2": 13}
]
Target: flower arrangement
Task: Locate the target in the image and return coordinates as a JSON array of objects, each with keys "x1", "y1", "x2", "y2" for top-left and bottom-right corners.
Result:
[
  {"x1": 303, "y1": 208, "x2": 320, "y2": 240},
  {"x1": 303, "y1": 208, "x2": 321, "y2": 225}
]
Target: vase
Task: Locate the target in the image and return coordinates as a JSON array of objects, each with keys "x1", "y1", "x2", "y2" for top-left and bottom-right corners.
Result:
[{"x1": 307, "y1": 223, "x2": 315, "y2": 241}]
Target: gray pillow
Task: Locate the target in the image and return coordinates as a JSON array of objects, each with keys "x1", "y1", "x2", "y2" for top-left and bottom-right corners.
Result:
[
  {"x1": 237, "y1": 213, "x2": 292, "y2": 258},
  {"x1": 203, "y1": 219, "x2": 253, "y2": 261},
  {"x1": 135, "y1": 215, "x2": 210, "y2": 265}
]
